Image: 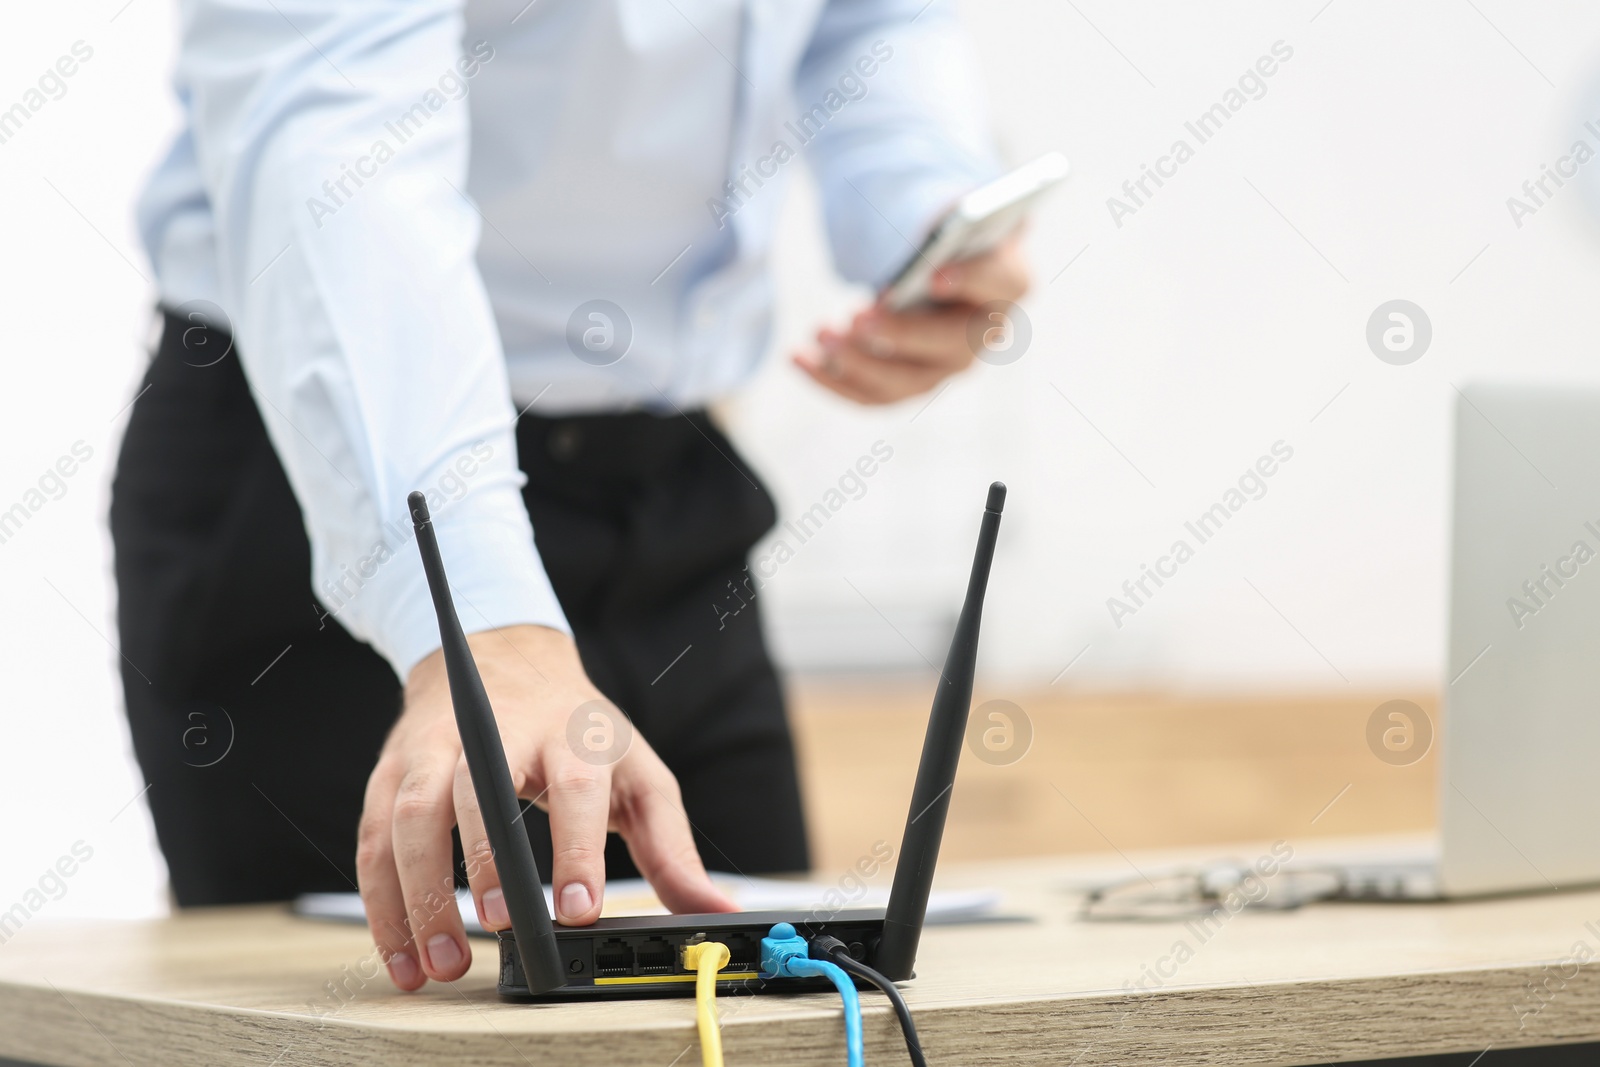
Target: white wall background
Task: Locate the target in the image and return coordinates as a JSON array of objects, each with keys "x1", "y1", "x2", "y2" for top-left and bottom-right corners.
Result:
[{"x1": 4, "y1": 0, "x2": 1600, "y2": 918}]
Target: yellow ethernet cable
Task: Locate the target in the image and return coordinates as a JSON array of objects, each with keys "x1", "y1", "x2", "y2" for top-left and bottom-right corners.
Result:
[{"x1": 683, "y1": 941, "x2": 732, "y2": 1067}]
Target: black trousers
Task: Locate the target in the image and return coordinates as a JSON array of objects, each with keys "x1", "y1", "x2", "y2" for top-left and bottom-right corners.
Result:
[{"x1": 111, "y1": 309, "x2": 808, "y2": 906}]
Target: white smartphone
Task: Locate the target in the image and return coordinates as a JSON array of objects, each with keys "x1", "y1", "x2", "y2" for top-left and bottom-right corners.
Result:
[{"x1": 881, "y1": 151, "x2": 1070, "y2": 311}]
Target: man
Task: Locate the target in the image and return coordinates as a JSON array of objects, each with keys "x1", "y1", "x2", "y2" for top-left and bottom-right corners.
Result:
[{"x1": 115, "y1": 0, "x2": 1028, "y2": 991}]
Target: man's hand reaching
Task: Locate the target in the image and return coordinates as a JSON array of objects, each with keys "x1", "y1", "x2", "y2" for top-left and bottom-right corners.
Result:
[
  {"x1": 793, "y1": 233, "x2": 1032, "y2": 405},
  {"x1": 357, "y1": 624, "x2": 736, "y2": 990}
]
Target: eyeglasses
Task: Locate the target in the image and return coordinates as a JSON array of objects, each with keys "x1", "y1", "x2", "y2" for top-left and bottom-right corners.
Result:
[{"x1": 1080, "y1": 862, "x2": 1346, "y2": 922}]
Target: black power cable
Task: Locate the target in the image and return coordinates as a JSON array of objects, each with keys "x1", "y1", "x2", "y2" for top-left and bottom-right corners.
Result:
[{"x1": 809, "y1": 935, "x2": 928, "y2": 1067}]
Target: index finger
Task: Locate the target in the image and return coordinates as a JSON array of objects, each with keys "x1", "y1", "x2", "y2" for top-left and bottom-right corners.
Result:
[{"x1": 542, "y1": 754, "x2": 610, "y2": 926}]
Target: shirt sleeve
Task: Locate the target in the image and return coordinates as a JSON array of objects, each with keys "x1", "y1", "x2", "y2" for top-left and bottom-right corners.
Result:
[
  {"x1": 796, "y1": 0, "x2": 1003, "y2": 289},
  {"x1": 178, "y1": 0, "x2": 569, "y2": 680}
]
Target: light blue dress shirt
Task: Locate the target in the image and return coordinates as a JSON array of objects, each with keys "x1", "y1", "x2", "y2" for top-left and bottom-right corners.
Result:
[{"x1": 138, "y1": 0, "x2": 997, "y2": 679}]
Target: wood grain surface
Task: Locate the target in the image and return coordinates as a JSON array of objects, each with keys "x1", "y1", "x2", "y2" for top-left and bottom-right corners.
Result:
[
  {"x1": 4, "y1": 839, "x2": 1600, "y2": 1067},
  {"x1": 789, "y1": 682, "x2": 1437, "y2": 873}
]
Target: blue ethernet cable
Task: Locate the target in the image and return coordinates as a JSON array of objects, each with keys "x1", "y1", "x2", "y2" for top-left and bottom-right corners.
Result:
[
  {"x1": 761, "y1": 923, "x2": 864, "y2": 1067},
  {"x1": 788, "y1": 956, "x2": 863, "y2": 1067},
  {"x1": 811, "y1": 933, "x2": 929, "y2": 1067}
]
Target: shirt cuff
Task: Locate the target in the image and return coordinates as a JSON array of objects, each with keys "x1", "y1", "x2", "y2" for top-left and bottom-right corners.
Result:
[
  {"x1": 832, "y1": 157, "x2": 1002, "y2": 290},
  {"x1": 353, "y1": 510, "x2": 571, "y2": 682}
]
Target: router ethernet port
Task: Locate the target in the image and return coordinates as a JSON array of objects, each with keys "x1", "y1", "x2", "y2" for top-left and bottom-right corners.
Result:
[
  {"x1": 635, "y1": 937, "x2": 675, "y2": 975},
  {"x1": 595, "y1": 939, "x2": 634, "y2": 977},
  {"x1": 723, "y1": 935, "x2": 759, "y2": 972}
]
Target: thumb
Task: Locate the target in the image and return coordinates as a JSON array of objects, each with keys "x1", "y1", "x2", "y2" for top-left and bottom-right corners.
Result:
[
  {"x1": 931, "y1": 232, "x2": 1030, "y2": 304},
  {"x1": 616, "y1": 764, "x2": 737, "y2": 914}
]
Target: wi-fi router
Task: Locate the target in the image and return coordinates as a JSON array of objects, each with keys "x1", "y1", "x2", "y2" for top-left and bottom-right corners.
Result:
[{"x1": 409, "y1": 481, "x2": 1005, "y2": 998}]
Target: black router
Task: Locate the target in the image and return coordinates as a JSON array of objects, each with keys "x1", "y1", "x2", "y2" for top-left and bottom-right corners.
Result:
[{"x1": 408, "y1": 481, "x2": 1005, "y2": 999}]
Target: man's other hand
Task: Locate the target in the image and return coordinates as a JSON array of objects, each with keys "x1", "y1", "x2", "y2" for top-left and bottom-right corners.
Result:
[{"x1": 793, "y1": 233, "x2": 1031, "y2": 405}]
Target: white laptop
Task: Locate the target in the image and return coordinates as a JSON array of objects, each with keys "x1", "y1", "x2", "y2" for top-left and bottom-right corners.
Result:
[{"x1": 1343, "y1": 383, "x2": 1600, "y2": 900}]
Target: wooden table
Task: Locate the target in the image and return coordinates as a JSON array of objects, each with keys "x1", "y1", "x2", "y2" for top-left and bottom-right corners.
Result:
[
  {"x1": 788, "y1": 683, "x2": 1438, "y2": 874},
  {"x1": 4, "y1": 839, "x2": 1599, "y2": 1066}
]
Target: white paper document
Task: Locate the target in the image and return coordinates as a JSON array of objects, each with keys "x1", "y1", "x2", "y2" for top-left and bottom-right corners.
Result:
[{"x1": 295, "y1": 874, "x2": 1000, "y2": 935}]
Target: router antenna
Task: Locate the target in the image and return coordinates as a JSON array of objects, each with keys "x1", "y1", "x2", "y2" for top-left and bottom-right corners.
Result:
[
  {"x1": 877, "y1": 481, "x2": 1005, "y2": 981},
  {"x1": 408, "y1": 492, "x2": 566, "y2": 995}
]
